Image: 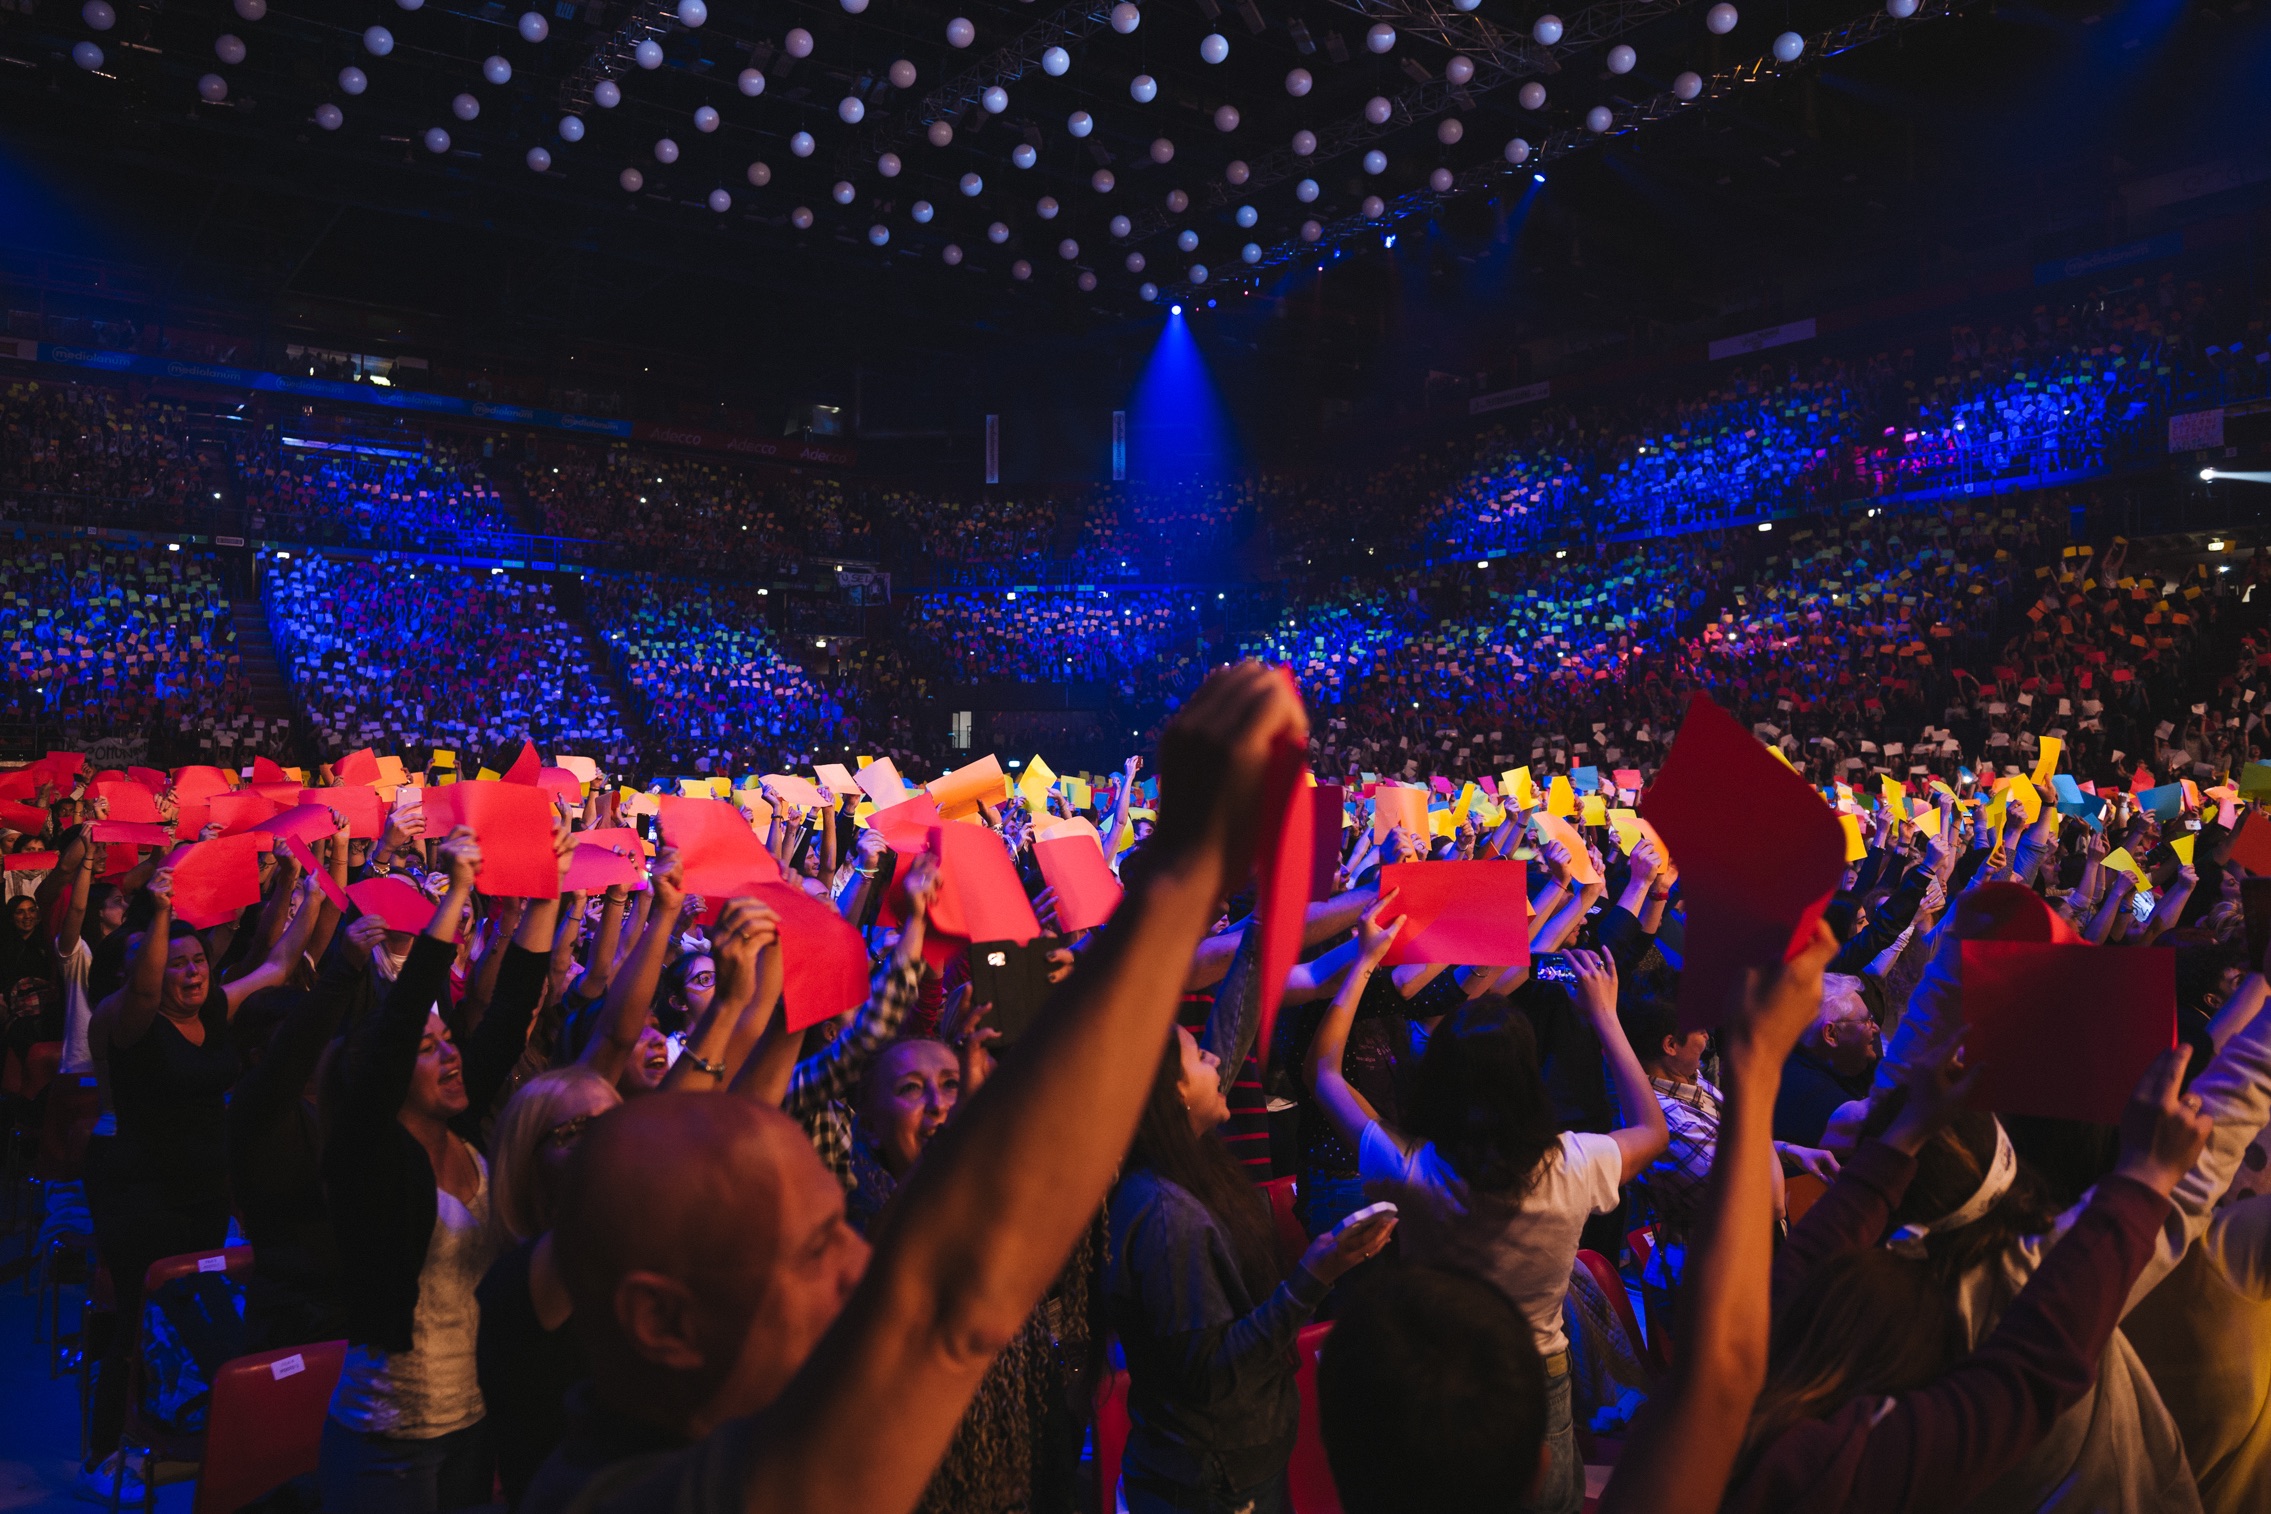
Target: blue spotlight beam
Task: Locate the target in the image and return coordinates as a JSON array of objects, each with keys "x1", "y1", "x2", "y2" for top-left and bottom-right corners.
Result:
[
  {"x1": 1128, "y1": 306, "x2": 1237, "y2": 483},
  {"x1": 1161, "y1": 0, "x2": 1964, "y2": 302}
]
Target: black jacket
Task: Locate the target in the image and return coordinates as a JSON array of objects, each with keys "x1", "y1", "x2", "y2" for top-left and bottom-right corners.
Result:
[{"x1": 326, "y1": 932, "x2": 546, "y2": 1353}]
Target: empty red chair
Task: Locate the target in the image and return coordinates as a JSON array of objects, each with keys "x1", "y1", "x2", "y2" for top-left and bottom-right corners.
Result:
[
  {"x1": 1093, "y1": 1368, "x2": 1131, "y2": 1514},
  {"x1": 192, "y1": 1340, "x2": 347, "y2": 1514},
  {"x1": 1290, "y1": 1320, "x2": 1342, "y2": 1514}
]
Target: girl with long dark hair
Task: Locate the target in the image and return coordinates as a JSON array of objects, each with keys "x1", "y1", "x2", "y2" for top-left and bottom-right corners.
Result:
[
  {"x1": 1107, "y1": 1020, "x2": 1396, "y2": 1514},
  {"x1": 1306, "y1": 911, "x2": 1667, "y2": 1514}
]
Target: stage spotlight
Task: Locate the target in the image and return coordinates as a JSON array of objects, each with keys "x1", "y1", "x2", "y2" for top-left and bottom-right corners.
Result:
[
  {"x1": 2202, "y1": 468, "x2": 2217, "y2": 480},
  {"x1": 1170, "y1": 303, "x2": 1183, "y2": 315},
  {"x1": 1534, "y1": 172, "x2": 1546, "y2": 183},
  {"x1": 1384, "y1": 233, "x2": 1396, "y2": 247}
]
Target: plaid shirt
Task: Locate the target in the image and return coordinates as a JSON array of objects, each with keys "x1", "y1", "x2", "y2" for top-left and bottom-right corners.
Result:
[
  {"x1": 787, "y1": 955, "x2": 922, "y2": 1189},
  {"x1": 1639, "y1": 1074, "x2": 1723, "y2": 1243}
]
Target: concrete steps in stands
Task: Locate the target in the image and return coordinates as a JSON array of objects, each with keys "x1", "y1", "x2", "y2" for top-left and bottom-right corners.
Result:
[
  {"x1": 549, "y1": 574, "x2": 658, "y2": 761},
  {"x1": 230, "y1": 602, "x2": 298, "y2": 729}
]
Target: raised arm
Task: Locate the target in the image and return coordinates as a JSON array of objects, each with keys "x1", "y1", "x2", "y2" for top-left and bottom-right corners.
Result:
[
  {"x1": 662, "y1": 899, "x2": 782, "y2": 1092},
  {"x1": 582, "y1": 849, "x2": 686, "y2": 1085},
  {"x1": 749, "y1": 662, "x2": 1304, "y2": 1512},
  {"x1": 1595, "y1": 920, "x2": 1836, "y2": 1514},
  {"x1": 1567, "y1": 948, "x2": 1669, "y2": 1183},
  {"x1": 1303, "y1": 896, "x2": 1404, "y2": 1155},
  {"x1": 108, "y1": 867, "x2": 177, "y2": 1049}
]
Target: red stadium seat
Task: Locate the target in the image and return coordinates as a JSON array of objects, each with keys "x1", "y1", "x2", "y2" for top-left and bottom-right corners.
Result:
[
  {"x1": 1290, "y1": 1321, "x2": 1342, "y2": 1514},
  {"x1": 192, "y1": 1340, "x2": 347, "y2": 1514},
  {"x1": 1093, "y1": 1368, "x2": 1131, "y2": 1514},
  {"x1": 106, "y1": 1248, "x2": 258, "y2": 1512}
]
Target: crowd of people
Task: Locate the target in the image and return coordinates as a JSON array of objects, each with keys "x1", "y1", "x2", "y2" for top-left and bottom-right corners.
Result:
[
  {"x1": 2, "y1": 632, "x2": 2269, "y2": 1514},
  {"x1": 581, "y1": 572, "x2": 849, "y2": 774},
  {"x1": 0, "y1": 381, "x2": 227, "y2": 532},
  {"x1": 262, "y1": 552, "x2": 636, "y2": 770},
  {"x1": 0, "y1": 541, "x2": 275, "y2": 761},
  {"x1": 238, "y1": 432, "x2": 523, "y2": 548}
]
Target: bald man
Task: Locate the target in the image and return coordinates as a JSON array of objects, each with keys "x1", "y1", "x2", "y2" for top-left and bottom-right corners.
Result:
[{"x1": 523, "y1": 663, "x2": 1308, "y2": 1514}]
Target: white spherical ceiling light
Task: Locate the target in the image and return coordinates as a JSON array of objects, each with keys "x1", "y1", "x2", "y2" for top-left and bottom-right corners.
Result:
[
  {"x1": 791, "y1": 130, "x2": 816, "y2": 156},
  {"x1": 484, "y1": 54, "x2": 513, "y2": 85},
  {"x1": 945, "y1": 16, "x2": 974, "y2": 47},
  {"x1": 785, "y1": 27, "x2": 814, "y2": 56},
  {"x1": 961, "y1": 172, "x2": 984, "y2": 196},
  {"x1": 1518, "y1": 81, "x2": 1546, "y2": 110},
  {"x1": 1200, "y1": 32, "x2": 1229, "y2": 63},
  {"x1": 1532, "y1": 13, "x2": 1564, "y2": 44},
  {"x1": 1285, "y1": 67, "x2": 1312, "y2": 96},
  {"x1": 1042, "y1": 46, "x2": 1069, "y2": 76},
  {"x1": 1110, "y1": 2, "x2": 1140, "y2": 32},
  {"x1": 1214, "y1": 104, "x2": 1240, "y2": 131},
  {"x1": 1130, "y1": 73, "x2": 1157, "y2": 103},
  {"x1": 1294, "y1": 177, "x2": 1318, "y2": 202},
  {"x1": 1706, "y1": 3, "x2": 1738, "y2": 33},
  {"x1": 594, "y1": 79, "x2": 621, "y2": 107},
  {"x1": 738, "y1": 67, "x2": 765, "y2": 96},
  {"x1": 890, "y1": 59, "x2": 917, "y2": 88},
  {"x1": 528, "y1": 146, "x2": 553, "y2": 171},
  {"x1": 634, "y1": 38, "x2": 663, "y2": 68},
  {"x1": 621, "y1": 167, "x2": 645, "y2": 191},
  {"x1": 1366, "y1": 22, "x2": 1396, "y2": 52}
]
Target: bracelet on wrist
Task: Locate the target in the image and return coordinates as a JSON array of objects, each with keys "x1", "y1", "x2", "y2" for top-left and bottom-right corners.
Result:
[{"x1": 682, "y1": 1053, "x2": 727, "y2": 1079}]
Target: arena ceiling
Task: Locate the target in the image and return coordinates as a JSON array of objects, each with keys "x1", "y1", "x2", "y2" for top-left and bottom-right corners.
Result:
[{"x1": 0, "y1": 0, "x2": 2262, "y2": 433}]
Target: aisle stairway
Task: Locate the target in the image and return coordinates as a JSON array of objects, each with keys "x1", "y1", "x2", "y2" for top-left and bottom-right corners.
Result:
[{"x1": 230, "y1": 602, "x2": 301, "y2": 743}]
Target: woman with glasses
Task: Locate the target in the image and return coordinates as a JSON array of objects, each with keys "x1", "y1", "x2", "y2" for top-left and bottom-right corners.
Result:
[{"x1": 477, "y1": 1065, "x2": 621, "y2": 1509}]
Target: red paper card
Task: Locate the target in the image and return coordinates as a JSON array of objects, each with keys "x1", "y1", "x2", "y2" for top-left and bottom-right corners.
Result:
[
  {"x1": 127, "y1": 766, "x2": 169, "y2": 793},
  {"x1": 438, "y1": 780, "x2": 561, "y2": 897},
  {"x1": 89, "y1": 779, "x2": 162, "y2": 823},
  {"x1": 658, "y1": 795, "x2": 784, "y2": 900},
  {"x1": 255, "y1": 804, "x2": 337, "y2": 847},
  {"x1": 299, "y1": 785, "x2": 384, "y2": 841},
  {"x1": 1961, "y1": 940, "x2": 2175, "y2": 1125},
  {"x1": 564, "y1": 844, "x2": 646, "y2": 893},
  {"x1": 44, "y1": 751, "x2": 87, "y2": 782},
  {"x1": 1034, "y1": 833, "x2": 1124, "y2": 933},
  {"x1": 1252, "y1": 716, "x2": 1313, "y2": 1070},
  {"x1": 927, "y1": 754, "x2": 1005, "y2": 816},
  {"x1": 502, "y1": 741, "x2": 542, "y2": 786},
  {"x1": 251, "y1": 757, "x2": 288, "y2": 784},
  {"x1": 90, "y1": 820, "x2": 171, "y2": 849},
  {"x1": 348, "y1": 876, "x2": 436, "y2": 933},
  {"x1": 4, "y1": 852, "x2": 59, "y2": 871},
  {"x1": 538, "y1": 768, "x2": 585, "y2": 807},
  {"x1": 1642, "y1": 692, "x2": 1848, "y2": 1030},
  {"x1": 0, "y1": 801, "x2": 50, "y2": 834},
  {"x1": 1376, "y1": 860, "x2": 1531, "y2": 968},
  {"x1": 169, "y1": 766, "x2": 235, "y2": 836},
  {"x1": 750, "y1": 880, "x2": 873, "y2": 1033},
  {"x1": 0, "y1": 769, "x2": 44, "y2": 803},
  {"x1": 1309, "y1": 783, "x2": 1346, "y2": 901},
  {"x1": 2230, "y1": 812, "x2": 2271, "y2": 878},
  {"x1": 284, "y1": 834, "x2": 350, "y2": 911},
  {"x1": 334, "y1": 748, "x2": 382, "y2": 785},
  {"x1": 869, "y1": 792, "x2": 944, "y2": 853},
  {"x1": 163, "y1": 833, "x2": 265, "y2": 929},
  {"x1": 208, "y1": 790, "x2": 285, "y2": 836},
  {"x1": 927, "y1": 822, "x2": 1042, "y2": 944}
]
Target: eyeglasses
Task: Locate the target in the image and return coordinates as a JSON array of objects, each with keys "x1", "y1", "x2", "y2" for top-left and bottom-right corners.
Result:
[
  {"x1": 539, "y1": 1113, "x2": 596, "y2": 1151},
  {"x1": 686, "y1": 970, "x2": 716, "y2": 990}
]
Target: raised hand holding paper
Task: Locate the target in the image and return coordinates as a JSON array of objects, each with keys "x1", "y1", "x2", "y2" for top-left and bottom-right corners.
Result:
[{"x1": 1642, "y1": 691, "x2": 1847, "y2": 1030}]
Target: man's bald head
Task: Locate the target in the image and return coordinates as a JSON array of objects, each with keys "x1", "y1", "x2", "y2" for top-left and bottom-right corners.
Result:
[{"x1": 555, "y1": 1092, "x2": 870, "y2": 1435}]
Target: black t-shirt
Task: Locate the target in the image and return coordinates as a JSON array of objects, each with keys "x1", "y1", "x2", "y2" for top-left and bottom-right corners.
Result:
[{"x1": 478, "y1": 1238, "x2": 591, "y2": 1509}]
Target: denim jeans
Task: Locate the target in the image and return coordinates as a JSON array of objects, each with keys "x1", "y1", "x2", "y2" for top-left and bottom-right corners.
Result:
[
  {"x1": 319, "y1": 1416, "x2": 492, "y2": 1514},
  {"x1": 1517, "y1": 1364, "x2": 1582, "y2": 1514},
  {"x1": 1124, "y1": 1468, "x2": 1290, "y2": 1514}
]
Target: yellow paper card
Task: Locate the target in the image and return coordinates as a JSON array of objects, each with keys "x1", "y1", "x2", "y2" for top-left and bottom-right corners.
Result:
[
  {"x1": 1840, "y1": 814, "x2": 1867, "y2": 863},
  {"x1": 2005, "y1": 775, "x2": 2041, "y2": 827},
  {"x1": 1915, "y1": 807, "x2": 1942, "y2": 839},
  {"x1": 1429, "y1": 808, "x2": 1457, "y2": 839},
  {"x1": 2103, "y1": 847, "x2": 2147, "y2": 885},
  {"x1": 1546, "y1": 776, "x2": 1577, "y2": 817},
  {"x1": 1532, "y1": 812, "x2": 1600, "y2": 886},
  {"x1": 2030, "y1": 738, "x2": 2063, "y2": 788},
  {"x1": 1453, "y1": 781, "x2": 1482, "y2": 824},
  {"x1": 474, "y1": 766, "x2": 501, "y2": 782},
  {"x1": 1503, "y1": 767, "x2": 1539, "y2": 811},
  {"x1": 1608, "y1": 809, "x2": 1643, "y2": 855},
  {"x1": 1880, "y1": 775, "x2": 1905, "y2": 812},
  {"x1": 1580, "y1": 794, "x2": 1607, "y2": 827},
  {"x1": 1067, "y1": 776, "x2": 1093, "y2": 811},
  {"x1": 2171, "y1": 834, "x2": 2197, "y2": 865},
  {"x1": 1015, "y1": 755, "x2": 1058, "y2": 809},
  {"x1": 677, "y1": 778, "x2": 709, "y2": 798},
  {"x1": 709, "y1": 776, "x2": 734, "y2": 798},
  {"x1": 430, "y1": 748, "x2": 457, "y2": 768},
  {"x1": 856, "y1": 755, "x2": 874, "y2": 769}
]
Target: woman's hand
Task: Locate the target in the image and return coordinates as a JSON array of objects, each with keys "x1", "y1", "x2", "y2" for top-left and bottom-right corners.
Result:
[
  {"x1": 438, "y1": 826, "x2": 482, "y2": 892},
  {"x1": 1567, "y1": 946, "x2": 1619, "y2": 1025},
  {"x1": 345, "y1": 912, "x2": 390, "y2": 958},
  {"x1": 146, "y1": 864, "x2": 175, "y2": 916},
  {"x1": 2114, "y1": 1045, "x2": 2212, "y2": 1197},
  {"x1": 1357, "y1": 889, "x2": 1404, "y2": 967},
  {"x1": 1300, "y1": 1208, "x2": 1398, "y2": 1284},
  {"x1": 649, "y1": 847, "x2": 685, "y2": 916}
]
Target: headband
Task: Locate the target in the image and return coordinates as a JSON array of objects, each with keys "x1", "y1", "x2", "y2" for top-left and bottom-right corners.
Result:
[{"x1": 1884, "y1": 1118, "x2": 2016, "y2": 1259}]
